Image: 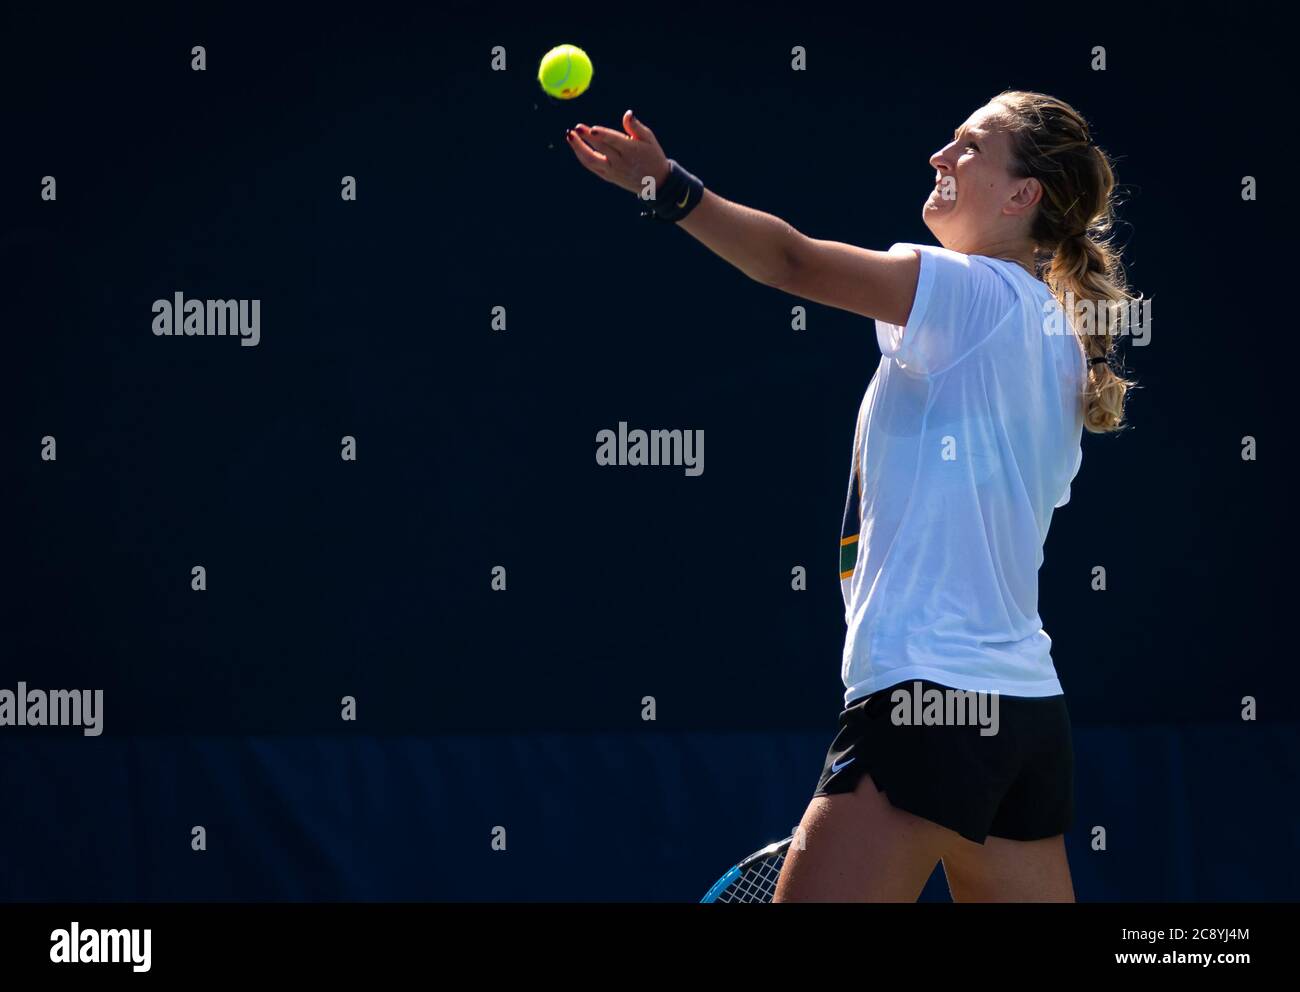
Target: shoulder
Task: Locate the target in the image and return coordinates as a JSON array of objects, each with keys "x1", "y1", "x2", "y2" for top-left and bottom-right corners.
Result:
[
  {"x1": 887, "y1": 243, "x2": 1023, "y2": 315},
  {"x1": 890, "y1": 243, "x2": 1013, "y2": 298},
  {"x1": 889, "y1": 242, "x2": 968, "y2": 273}
]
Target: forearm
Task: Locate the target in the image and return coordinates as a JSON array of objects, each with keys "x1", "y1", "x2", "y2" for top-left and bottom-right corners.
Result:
[{"x1": 674, "y1": 190, "x2": 799, "y2": 288}]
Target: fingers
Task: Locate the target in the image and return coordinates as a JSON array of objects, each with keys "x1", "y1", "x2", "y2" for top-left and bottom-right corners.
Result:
[
  {"x1": 566, "y1": 117, "x2": 660, "y2": 194},
  {"x1": 623, "y1": 109, "x2": 657, "y2": 145},
  {"x1": 576, "y1": 123, "x2": 629, "y2": 161},
  {"x1": 566, "y1": 128, "x2": 611, "y2": 176}
]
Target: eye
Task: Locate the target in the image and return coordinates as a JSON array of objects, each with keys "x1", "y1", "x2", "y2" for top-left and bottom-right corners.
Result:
[{"x1": 965, "y1": 141, "x2": 980, "y2": 152}]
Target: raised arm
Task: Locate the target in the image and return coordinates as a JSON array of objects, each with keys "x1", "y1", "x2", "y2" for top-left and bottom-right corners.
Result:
[{"x1": 567, "y1": 110, "x2": 920, "y2": 327}]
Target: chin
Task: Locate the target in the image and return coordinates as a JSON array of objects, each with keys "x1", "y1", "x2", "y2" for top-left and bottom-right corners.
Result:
[{"x1": 922, "y1": 208, "x2": 944, "y2": 239}]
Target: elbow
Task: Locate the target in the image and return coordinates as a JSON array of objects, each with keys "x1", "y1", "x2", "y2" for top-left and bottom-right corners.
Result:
[
  {"x1": 758, "y1": 229, "x2": 803, "y2": 291},
  {"x1": 757, "y1": 262, "x2": 792, "y2": 291}
]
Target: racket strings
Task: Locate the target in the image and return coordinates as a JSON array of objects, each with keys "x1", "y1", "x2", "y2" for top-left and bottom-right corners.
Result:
[{"x1": 715, "y1": 853, "x2": 786, "y2": 903}]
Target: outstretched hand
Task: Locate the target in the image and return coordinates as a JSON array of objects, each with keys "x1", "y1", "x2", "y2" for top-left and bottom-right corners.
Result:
[{"x1": 565, "y1": 109, "x2": 671, "y2": 196}]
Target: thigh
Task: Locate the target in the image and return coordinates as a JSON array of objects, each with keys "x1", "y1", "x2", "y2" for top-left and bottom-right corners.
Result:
[
  {"x1": 941, "y1": 833, "x2": 1075, "y2": 903},
  {"x1": 773, "y1": 773, "x2": 952, "y2": 902}
]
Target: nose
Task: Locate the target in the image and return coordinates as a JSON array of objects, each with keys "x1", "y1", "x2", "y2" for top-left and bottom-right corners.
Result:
[{"x1": 929, "y1": 142, "x2": 956, "y2": 174}]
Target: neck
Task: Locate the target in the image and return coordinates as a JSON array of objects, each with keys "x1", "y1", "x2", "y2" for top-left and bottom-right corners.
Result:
[{"x1": 965, "y1": 237, "x2": 1038, "y2": 277}]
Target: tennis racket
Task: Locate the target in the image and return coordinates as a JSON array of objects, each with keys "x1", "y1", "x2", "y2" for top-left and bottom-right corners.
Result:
[{"x1": 700, "y1": 835, "x2": 793, "y2": 903}]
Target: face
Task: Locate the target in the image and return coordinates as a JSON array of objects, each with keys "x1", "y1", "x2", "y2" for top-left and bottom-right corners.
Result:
[{"x1": 923, "y1": 103, "x2": 1040, "y2": 254}]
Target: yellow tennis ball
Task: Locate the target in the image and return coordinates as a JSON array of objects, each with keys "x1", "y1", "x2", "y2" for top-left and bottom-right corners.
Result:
[{"x1": 538, "y1": 44, "x2": 593, "y2": 100}]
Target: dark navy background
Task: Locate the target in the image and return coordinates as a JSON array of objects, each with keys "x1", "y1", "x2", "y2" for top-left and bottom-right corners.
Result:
[{"x1": 2, "y1": 4, "x2": 1294, "y2": 899}]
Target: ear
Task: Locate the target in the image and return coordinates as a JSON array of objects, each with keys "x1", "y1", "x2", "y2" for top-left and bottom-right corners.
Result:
[{"x1": 1005, "y1": 176, "x2": 1042, "y2": 217}]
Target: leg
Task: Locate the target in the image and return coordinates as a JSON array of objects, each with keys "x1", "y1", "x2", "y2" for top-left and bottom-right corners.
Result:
[
  {"x1": 773, "y1": 773, "x2": 952, "y2": 902},
  {"x1": 941, "y1": 833, "x2": 1075, "y2": 902}
]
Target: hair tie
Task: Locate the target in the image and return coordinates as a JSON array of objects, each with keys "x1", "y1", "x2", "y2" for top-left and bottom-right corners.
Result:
[{"x1": 1089, "y1": 356, "x2": 1109, "y2": 366}]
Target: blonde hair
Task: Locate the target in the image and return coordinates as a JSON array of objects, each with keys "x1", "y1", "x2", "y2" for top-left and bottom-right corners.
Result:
[{"x1": 992, "y1": 90, "x2": 1139, "y2": 433}]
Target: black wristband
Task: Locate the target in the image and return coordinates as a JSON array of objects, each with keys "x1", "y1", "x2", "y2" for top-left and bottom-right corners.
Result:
[{"x1": 639, "y1": 159, "x2": 704, "y2": 223}]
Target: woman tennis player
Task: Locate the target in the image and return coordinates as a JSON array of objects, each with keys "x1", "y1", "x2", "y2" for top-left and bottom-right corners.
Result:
[{"x1": 567, "y1": 91, "x2": 1134, "y2": 902}]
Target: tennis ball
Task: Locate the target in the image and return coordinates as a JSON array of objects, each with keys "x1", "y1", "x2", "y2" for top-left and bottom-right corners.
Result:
[{"x1": 538, "y1": 44, "x2": 593, "y2": 100}]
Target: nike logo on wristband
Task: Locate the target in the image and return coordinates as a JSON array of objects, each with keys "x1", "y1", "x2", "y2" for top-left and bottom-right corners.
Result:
[{"x1": 675, "y1": 189, "x2": 691, "y2": 208}]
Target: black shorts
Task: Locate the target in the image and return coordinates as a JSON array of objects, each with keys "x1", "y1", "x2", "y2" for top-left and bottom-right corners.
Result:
[{"x1": 813, "y1": 680, "x2": 1074, "y2": 844}]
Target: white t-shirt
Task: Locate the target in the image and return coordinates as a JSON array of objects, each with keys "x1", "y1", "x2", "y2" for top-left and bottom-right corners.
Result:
[{"x1": 839, "y1": 242, "x2": 1085, "y2": 703}]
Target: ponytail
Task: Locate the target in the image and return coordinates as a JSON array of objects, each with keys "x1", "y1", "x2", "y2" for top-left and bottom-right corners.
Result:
[
  {"x1": 997, "y1": 91, "x2": 1140, "y2": 434},
  {"x1": 1046, "y1": 230, "x2": 1137, "y2": 433}
]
